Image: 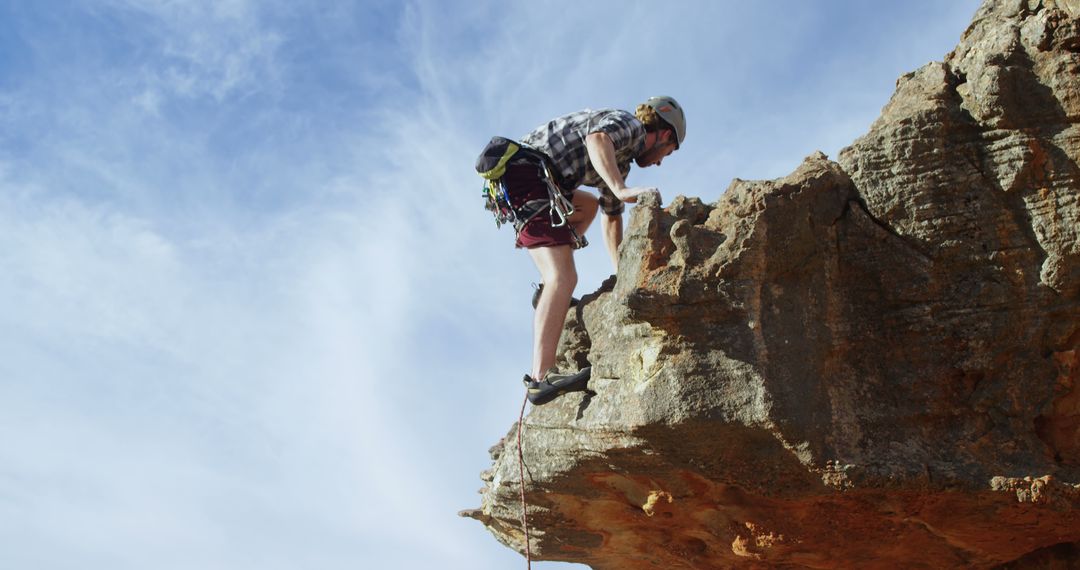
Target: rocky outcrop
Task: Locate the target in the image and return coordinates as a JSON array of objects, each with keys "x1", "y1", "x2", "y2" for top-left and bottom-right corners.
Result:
[{"x1": 462, "y1": 1, "x2": 1080, "y2": 567}]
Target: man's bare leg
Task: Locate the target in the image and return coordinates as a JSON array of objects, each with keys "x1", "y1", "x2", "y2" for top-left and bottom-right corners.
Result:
[
  {"x1": 527, "y1": 244, "x2": 577, "y2": 380},
  {"x1": 569, "y1": 189, "x2": 599, "y2": 237}
]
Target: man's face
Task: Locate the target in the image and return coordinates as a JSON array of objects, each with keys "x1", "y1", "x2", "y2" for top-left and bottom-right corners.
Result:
[{"x1": 634, "y1": 132, "x2": 678, "y2": 168}]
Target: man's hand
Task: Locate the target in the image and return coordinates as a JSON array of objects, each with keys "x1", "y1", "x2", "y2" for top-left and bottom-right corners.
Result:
[{"x1": 618, "y1": 187, "x2": 662, "y2": 204}]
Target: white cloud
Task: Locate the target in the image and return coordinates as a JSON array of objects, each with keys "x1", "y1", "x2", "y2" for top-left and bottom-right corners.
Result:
[
  {"x1": 0, "y1": 153, "x2": 520, "y2": 567},
  {"x1": 97, "y1": 0, "x2": 283, "y2": 102}
]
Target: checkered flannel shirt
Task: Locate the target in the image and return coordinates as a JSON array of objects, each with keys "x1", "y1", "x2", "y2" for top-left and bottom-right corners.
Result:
[{"x1": 520, "y1": 108, "x2": 646, "y2": 216}]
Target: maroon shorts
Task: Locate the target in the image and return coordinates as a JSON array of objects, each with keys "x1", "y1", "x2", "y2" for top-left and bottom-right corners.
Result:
[{"x1": 502, "y1": 161, "x2": 576, "y2": 249}]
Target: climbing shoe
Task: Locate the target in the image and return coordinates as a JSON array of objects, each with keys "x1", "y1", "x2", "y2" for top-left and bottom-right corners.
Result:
[
  {"x1": 523, "y1": 367, "x2": 592, "y2": 406},
  {"x1": 531, "y1": 282, "x2": 580, "y2": 310}
]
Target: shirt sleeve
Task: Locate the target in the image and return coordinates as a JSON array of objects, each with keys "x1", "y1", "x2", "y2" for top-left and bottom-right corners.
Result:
[{"x1": 588, "y1": 111, "x2": 640, "y2": 154}]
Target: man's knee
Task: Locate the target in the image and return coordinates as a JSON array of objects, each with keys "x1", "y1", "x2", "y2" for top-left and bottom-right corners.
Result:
[
  {"x1": 572, "y1": 191, "x2": 599, "y2": 220},
  {"x1": 549, "y1": 265, "x2": 578, "y2": 290},
  {"x1": 529, "y1": 244, "x2": 577, "y2": 286}
]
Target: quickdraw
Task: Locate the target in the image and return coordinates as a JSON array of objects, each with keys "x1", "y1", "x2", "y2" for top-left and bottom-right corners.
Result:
[{"x1": 482, "y1": 177, "x2": 518, "y2": 229}]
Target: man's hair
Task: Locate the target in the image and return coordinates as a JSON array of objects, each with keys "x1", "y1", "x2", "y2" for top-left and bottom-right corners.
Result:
[{"x1": 635, "y1": 103, "x2": 672, "y2": 135}]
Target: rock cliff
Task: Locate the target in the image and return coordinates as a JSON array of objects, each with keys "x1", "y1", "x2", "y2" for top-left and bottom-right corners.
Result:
[{"x1": 462, "y1": 0, "x2": 1080, "y2": 567}]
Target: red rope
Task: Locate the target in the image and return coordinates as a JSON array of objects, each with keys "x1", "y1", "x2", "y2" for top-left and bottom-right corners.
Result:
[{"x1": 517, "y1": 392, "x2": 532, "y2": 569}]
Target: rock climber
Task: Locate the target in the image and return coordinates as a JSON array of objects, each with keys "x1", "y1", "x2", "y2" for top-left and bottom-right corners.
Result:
[{"x1": 482, "y1": 96, "x2": 686, "y2": 405}]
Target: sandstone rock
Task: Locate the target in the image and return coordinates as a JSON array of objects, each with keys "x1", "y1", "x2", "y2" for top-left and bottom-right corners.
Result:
[{"x1": 464, "y1": 1, "x2": 1080, "y2": 567}]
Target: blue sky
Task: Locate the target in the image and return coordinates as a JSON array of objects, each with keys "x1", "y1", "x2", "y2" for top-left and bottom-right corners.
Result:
[{"x1": 0, "y1": 1, "x2": 980, "y2": 568}]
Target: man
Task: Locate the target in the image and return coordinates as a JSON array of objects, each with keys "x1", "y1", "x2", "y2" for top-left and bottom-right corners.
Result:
[{"x1": 491, "y1": 96, "x2": 686, "y2": 405}]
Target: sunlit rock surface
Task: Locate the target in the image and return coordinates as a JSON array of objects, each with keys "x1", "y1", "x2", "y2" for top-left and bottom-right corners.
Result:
[{"x1": 463, "y1": 1, "x2": 1080, "y2": 567}]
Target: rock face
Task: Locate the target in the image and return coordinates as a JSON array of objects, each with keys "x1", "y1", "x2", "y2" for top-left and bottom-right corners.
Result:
[{"x1": 462, "y1": 1, "x2": 1080, "y2": 567}]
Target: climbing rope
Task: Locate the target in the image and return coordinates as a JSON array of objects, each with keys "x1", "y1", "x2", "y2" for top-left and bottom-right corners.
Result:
[{"x1": 517, "y1": 392, "x2": 532, "y2": 569}]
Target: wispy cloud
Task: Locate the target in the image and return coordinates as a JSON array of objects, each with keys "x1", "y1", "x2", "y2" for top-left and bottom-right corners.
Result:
[
  {"x1": 97, "y1": 0, "x2": 283, "y2": 104},
  {"x1": 0, "y1": 172, "x2": 478, "y2": 566}
]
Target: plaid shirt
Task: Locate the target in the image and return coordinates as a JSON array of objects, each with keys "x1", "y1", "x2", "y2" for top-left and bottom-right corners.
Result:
[{"x1": 520, "y1": 109, "x2": 646, "y2": 216}]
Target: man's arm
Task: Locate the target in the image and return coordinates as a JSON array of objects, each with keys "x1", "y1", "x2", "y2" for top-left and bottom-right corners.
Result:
[
  {"x1": 584, "y1": 132, "x2": 655, "y2": 203},
  {"x1": 587, "y1": 131, "x2": 662, "y2": 272}
]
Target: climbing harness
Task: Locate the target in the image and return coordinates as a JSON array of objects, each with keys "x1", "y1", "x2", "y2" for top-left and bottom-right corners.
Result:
[
  {"x1": 517, "y1": 391, "x2": 532, "y2": 569},
  {"x1": 475, "y1": 136, "x2": 587, "y2": 249}
]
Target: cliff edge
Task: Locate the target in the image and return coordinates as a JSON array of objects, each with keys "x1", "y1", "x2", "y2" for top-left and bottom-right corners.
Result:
[{"x1": 463, "y1": 1, "x2": 1080, "y2": 567}]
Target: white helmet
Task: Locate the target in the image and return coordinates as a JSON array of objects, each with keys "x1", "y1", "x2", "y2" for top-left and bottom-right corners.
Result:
[{"x1": 644, "y1": 96, "x2": 686, "y2": 148}]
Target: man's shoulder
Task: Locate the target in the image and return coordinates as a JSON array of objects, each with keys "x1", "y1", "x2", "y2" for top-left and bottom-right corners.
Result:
[
  {"x1": 549, "y1": 108, "x2": 635, "y2": 127},
  {"x1": 581, "y1": 108, "x2": 636, "y2": 122},
  {"x1": 520, "y1": 107, "x2": 639, "y2": 147}
]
